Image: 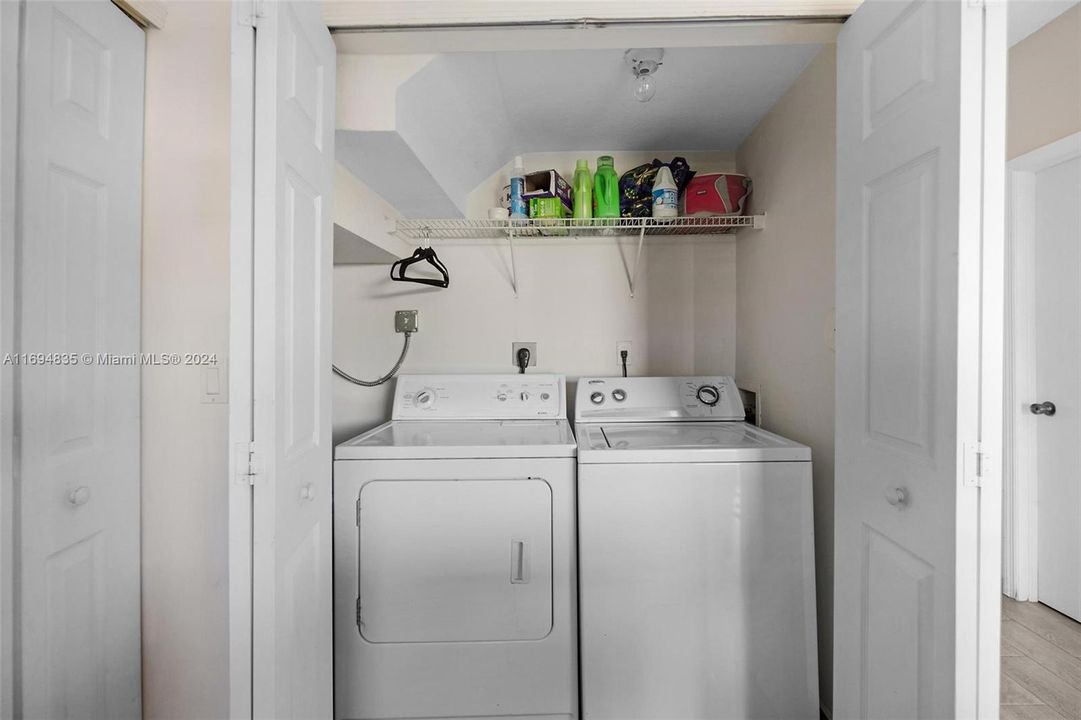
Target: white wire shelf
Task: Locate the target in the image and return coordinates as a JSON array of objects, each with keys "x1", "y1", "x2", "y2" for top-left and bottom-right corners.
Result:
[
  {"x1": 393, "y1": 215, "x2": 764, "y2": 243},
  {"x1": 388, "y1": 215, "x2": 764, "y2": 299}
]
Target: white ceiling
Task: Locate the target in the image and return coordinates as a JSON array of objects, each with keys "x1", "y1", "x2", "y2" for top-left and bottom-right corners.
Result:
[
  {"x1": 338, "y1": 44, "x2": 822, "y2": 218},
  {"x1": 1008, "y1": 0, "x2": 1079, "y2": 45},
  {"x1": 418, "y1": 45, "x2": 823, "y2": 153}
]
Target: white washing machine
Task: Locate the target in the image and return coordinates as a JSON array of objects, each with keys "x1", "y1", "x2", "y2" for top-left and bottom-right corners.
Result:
[
  {"x1": 334, "y1": 374, "x2": 578, "y2": 720},
  {"x1": 575, "y1": 376, "x2": 819, "y2": 720}
]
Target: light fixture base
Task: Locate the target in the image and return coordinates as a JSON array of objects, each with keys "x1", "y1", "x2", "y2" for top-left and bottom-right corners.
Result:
[{"x1": 624, "y1": 48, "x2": 664, "y2": 77}]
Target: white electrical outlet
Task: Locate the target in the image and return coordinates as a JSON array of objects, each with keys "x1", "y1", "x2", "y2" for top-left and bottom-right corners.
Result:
[
  {"x1": 511, "y1": 342, "x2": 537, "y2": 367},
  {"x1": 617, "y1": 341, "x2": 633, "y2": 366}
]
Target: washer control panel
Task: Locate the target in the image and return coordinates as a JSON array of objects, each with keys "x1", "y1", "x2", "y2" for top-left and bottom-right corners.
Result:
[
  {"x1": 393, "y1": 374, "x2": 565, "y2": 420},
  {"x1": 575, "y1": 376, "x2": 744, "y2": 422}
]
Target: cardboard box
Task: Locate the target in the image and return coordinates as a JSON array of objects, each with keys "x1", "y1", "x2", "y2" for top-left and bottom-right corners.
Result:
[
  {"x1": 529, "y1": 196, "x2": 567, "y2": 219},
  {"x1": 522, "y1": 169, "x2": 573, "y2": 215},
  {"x1": 529, "y1": 197, "x2": 568, "y2": 236}
]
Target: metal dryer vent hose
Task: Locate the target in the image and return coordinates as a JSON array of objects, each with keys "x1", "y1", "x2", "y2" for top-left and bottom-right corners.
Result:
[{"x1": 332, "y1": 331, "x2": 412, "y2": 387}]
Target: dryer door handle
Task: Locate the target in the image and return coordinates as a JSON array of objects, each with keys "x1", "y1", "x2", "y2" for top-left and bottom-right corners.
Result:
[{"x1": 510, "y1": 539, "x2": 529, "y2": 584}]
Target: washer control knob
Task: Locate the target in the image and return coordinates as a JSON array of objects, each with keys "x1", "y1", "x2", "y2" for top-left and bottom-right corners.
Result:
[
  {"x1": 696, "y1": 385, "x2": 720, "y2": 406},
  {"x1": 520, "y1": 391, "x2": 530, "y2": 402},
  {"x1": 612, "y1": 389, "x2": 627, "y2": 402},
  {"x1": 414, "y1": 389, "x2": 435, "y2": 409},
  {"x1": 590, "y1": 391, "x2": 605, "y2": 405},
  {"x1": 497, "y1": 392, "x2": 508, "y2": 402}
]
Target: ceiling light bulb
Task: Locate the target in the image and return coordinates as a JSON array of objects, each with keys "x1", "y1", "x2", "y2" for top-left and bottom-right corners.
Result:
[{"x1": 633, "y1": 74, "x2": 656, "y2": 102}]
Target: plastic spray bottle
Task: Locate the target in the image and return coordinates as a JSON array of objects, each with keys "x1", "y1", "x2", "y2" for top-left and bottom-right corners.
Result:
[{"x1": 509, "y1": 156, "x2": 527, "y2": 220}]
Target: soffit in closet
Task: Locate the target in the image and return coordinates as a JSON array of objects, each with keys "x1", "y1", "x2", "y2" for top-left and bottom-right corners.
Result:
[
  {"x1": 336, "y1": 44, "x2": 822, "y2": 218},
  {"x1": 1008, "y1": 0, "x2": 1080, "y2": 45}
]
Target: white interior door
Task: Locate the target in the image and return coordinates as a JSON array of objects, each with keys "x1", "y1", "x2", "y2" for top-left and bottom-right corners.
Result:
[
  {"x1": 251, "y1": 1, "x2": 335, "y2": 717},
  {"x1": 16, "y1": 1, "x2": 144, "y2": 718},
  {"x1": 834, "y1": 1, "x2": 1004, "y2": 718},
  {"x1": 1034, "y1": 155, "x2": 1081, "y2": 622}
]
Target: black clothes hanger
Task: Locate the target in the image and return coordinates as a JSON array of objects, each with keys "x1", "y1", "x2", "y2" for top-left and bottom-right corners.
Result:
[{"x1": 390, "y1": 232, "x2": 450, "y2": 288}]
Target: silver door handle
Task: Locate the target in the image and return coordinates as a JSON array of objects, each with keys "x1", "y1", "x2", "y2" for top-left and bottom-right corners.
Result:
[
  {"x1": 885, "y1": 486, "x2": 908, "y2": 508},
  {"x1": 1030, "y1": 401, "x2": 1056, "y2": 416}
]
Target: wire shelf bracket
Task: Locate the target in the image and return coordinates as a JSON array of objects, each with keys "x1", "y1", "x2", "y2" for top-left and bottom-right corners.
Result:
[{"x1": 627, "y1": 222, "x2": 647, "y2": 299}]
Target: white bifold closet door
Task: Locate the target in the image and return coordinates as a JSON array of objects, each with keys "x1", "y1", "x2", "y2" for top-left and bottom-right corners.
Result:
[
  {"x1": 250, "y1": 1, "x2": 336, "y2": 718},
  {"x1": 833, "y1": 0, "x2": 1004, "y2": 718},
  {"x1": 1034, "y1": 155, "x2": 1081, "y2": 623},
  {"x1": 16, "y1": 1, "x2": 144, "y2": 718}
]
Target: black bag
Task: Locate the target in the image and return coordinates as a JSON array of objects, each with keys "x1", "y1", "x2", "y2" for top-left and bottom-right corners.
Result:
[{"x1": 619, "y1": 157, "x2": 696, "y2": 218}]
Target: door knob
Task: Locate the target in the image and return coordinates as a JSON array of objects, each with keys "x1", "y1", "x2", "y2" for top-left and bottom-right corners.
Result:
[
  {"x1": 1030, "y1": 401, "x2": 1056, "y2": 416},
  {"x1": 67, "y1": 486, "x2": 90, "y2": 506},
  {"x1": 885, "y1": 486, "x2": 908, "y2": 508}
]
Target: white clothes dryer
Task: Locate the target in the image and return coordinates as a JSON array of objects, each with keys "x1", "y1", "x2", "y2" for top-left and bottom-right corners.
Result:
[{"x1": 334, "y1": 374, "x2": 578, "y2": 720}]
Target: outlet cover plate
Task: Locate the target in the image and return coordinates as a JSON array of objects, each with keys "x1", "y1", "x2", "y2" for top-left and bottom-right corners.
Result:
[
  {"x1": 395, "y1": 310, "x2": 419, "y2": 333},
  {"x1": 512, "y1": 342, "x2": 537, "y2": 367}
]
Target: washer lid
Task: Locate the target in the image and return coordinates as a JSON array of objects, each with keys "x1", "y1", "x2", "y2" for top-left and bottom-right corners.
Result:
[
  {"x1": 576, "y1": 422, "x2": 810, "y2": 463},
  {"x1": 335, "y1": 419, "x2": 577, "y2": 460}
]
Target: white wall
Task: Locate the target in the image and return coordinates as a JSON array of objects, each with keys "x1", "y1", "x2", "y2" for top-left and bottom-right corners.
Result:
[
  {"x1": 734, "y1": 45, "x2": 837, "y2": 712},
  {"x1": 337, "y1": 53, "x2": 434, "y2": 132},
  {"x1": 141, "y1": 3, "x2": 231, "y2": 718},
  {"x1": 334, "y1": 162, "x2": 409, "y2": 259},
  {"x1": 333, "y1": 240, "x2": 736, "y2": 441},
  {"x1": 1008, "y1": 3, "x2": 1081, "y2": 159}
]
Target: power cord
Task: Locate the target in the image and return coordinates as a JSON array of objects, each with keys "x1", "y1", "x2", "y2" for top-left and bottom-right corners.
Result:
[
  {"x1": 333, "y1": 331, "x2": 412, "y2": 387},
  {"x1": 620, "y1": 349, "x2": 629, "y2": 378},
  {"x1": 516, "y1": 347, "x2": 531, "y2": 374}
]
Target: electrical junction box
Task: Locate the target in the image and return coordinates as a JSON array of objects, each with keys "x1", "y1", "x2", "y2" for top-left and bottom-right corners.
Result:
[{"x1": 395, "y1": 310, "x2": 419, "y2": 333}]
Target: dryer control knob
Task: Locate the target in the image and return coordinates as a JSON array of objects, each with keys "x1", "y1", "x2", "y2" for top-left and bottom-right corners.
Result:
[
  {"x1": 520, "y1": 391, "x2": 530, "y2": 402},
  {"x1": 696, "y1": 385, "x2": 720, "y2": 406},
  {"x1": 612, "y1": 389, "x2": 627, "y2": 402},
  {"x1": 414, "y1": 389, "x2": 436, "y2": 409},
  {"x1": 590, "y1": 391, "x2": 605, "y2": 405}
]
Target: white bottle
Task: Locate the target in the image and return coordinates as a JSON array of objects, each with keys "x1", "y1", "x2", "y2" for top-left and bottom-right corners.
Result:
[{"x1": 652, "y1": 165, "x2": 678, "y2": 220}]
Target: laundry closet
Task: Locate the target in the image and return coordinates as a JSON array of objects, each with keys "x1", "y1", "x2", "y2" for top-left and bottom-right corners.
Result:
[
  {"x1": 229, "y1": 3, "x2": 1005, "y2": 719},
  {"x1": 326, "y1": 26, "x2": 839, "y2": 711}
]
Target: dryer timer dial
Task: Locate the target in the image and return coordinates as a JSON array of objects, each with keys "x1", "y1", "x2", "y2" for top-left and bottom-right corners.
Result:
[{"x1": 696, "y1": 385, "x2": 721, "y2": 406}]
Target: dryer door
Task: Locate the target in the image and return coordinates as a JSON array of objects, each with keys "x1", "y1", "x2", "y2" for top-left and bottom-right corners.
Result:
[{"x1": 358, "y1": 478, "x2": 553, "y2": 643}]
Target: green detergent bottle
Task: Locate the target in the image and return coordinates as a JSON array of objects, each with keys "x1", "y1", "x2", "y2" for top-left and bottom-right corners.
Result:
[
  {"x1": 593, "y1": 155, "x2": 620, "y2": 219},
  {"x1": 573, "y1": 159, "x2": 592, "y2": 219}
]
